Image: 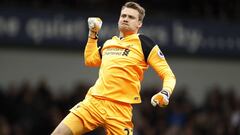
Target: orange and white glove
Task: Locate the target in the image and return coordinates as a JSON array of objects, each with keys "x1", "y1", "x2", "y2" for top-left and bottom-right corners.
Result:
[
  {"x1": 151, "y1": 89, "x2": 170, "y2": 107},
  {"x1": 88, "y1": 17, "x2": 102, "y2": 39}
]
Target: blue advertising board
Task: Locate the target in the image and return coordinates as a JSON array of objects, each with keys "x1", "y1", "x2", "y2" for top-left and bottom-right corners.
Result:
[{"x1": 0, "y1": 8, "x2": 240, "y2": 57}]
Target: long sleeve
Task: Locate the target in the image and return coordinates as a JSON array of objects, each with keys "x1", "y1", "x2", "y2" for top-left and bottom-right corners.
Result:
[
  {"x1": 84, "y1": 38, "x2": 102, "y2": 67},
  {"x1": 139, "y1": 34, "x2": 176, "y2": 94},
  {"x1": 147, "y1": 45, "x2": 176, "y2": 94}
]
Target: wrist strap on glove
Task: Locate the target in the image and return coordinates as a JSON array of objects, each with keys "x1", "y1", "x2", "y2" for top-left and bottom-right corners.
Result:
[
  {"x1": 89, "y1": 30, "x2": 98, "y2": 39},
  {"x1": 160, "y1": 90, "x2": 170, "y2": 98}
]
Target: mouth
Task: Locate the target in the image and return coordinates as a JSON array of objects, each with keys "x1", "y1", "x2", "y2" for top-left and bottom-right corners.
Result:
[{"x1": 121, "y1": 23, "x2": 128, "y2": 26}]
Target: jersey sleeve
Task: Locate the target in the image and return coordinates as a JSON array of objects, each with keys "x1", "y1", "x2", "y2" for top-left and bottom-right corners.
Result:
[
  {"x1": 139, "y1": 34, "x2": 176, "y2": 94},
  {"x1": 84, "y1": 38, "x2": 102, "y2": 67}
]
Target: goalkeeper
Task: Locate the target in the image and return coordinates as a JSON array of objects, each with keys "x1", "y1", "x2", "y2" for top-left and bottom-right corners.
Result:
[{"x1": 52, "y1": 1, "x2": 176, "y2": 135}]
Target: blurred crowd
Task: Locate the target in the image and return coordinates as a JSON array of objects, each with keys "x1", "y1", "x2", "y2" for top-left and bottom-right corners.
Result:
[
  {"x1": 0, "y1": 79, "x2": 239, "y2": 135},
  {"x1": 0, "y1": 0, "x2": 240, "y2": 21}
]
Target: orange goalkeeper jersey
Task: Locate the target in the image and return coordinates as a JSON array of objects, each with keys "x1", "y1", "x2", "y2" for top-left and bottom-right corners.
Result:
[{"x1": 84, "y1": 34, "x2": 176, "y2": 104}]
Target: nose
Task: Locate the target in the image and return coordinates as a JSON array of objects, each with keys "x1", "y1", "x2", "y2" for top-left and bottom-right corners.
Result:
[{"x1": 123, "y1": 17, "x2": 128, "y2": 22}]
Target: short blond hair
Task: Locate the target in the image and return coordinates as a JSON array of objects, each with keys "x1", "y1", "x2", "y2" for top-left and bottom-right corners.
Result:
[{"x1": 121, "y1": 2, "x2": 145, "y2": 22}]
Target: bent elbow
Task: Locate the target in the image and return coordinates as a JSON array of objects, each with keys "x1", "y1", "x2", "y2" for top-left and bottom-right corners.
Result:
[
  {"x1": 84, "y1": 59, "x2": 93, "y2": 67},
  {"x1": 84, "y1": 59, "x2": 100, "y2": 67}
]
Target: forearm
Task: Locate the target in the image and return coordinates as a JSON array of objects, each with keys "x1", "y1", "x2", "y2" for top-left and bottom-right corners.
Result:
[
  {"x1": 150, "y1": 64, "x2": 176, "y2": 107},
  {"x1": 153, "y1": 64, "x2": 176, "y2": 93},
  {"x1": 149, "y1": 60, "x2": 175, "y2": 93},
  {"x1": 162, "y1": 72, "x2": 176, "y2": 94},
  {"x1": 84, "y1": 38, "x2": 101, "y2": 67}
]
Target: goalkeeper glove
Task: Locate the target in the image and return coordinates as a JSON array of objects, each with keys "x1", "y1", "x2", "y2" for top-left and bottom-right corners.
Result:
[
  {"x1": 88, "y1": 17, "x2": 102, "y2": 39},
  {"x1": 151, "y1": 89, "x2": 170, "y2": 107}
]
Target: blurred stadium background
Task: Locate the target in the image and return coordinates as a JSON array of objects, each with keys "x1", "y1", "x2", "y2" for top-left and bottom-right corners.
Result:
[{"x1": 0, "y1": 0, "x2": 239, "y2": 135}]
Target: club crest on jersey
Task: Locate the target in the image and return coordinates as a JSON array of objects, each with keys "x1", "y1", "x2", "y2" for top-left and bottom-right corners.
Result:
[{"x1": 158, "y1": 49, "x2": 165, "y2": 58}]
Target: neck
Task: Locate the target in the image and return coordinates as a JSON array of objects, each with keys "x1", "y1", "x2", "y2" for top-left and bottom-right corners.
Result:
[{"x1": 119, "y1": 31, "x2": 136, "y2": 38}]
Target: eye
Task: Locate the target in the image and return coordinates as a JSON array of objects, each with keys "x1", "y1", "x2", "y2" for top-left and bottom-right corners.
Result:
[
  {"x1": 129, "y1": 15, "x2": 136, "y2": 20},
  {"x1": 121, "y1": 14, "x2": 127, "y2": 18}
]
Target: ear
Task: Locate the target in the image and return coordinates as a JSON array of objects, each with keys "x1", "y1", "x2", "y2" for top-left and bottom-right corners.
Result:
[{"x1": 138, "y1": 21, "x2": 142, "y2": 28}]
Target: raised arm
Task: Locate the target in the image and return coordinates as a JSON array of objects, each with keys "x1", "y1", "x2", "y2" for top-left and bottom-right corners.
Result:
[{"x1": 84, "y1": 17, "x2": 102, "y2": 67}]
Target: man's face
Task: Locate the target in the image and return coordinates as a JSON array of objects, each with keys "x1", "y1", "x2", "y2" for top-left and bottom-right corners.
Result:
[{"x1": 118, "y1": 7, "x2": 142, "y2": 34}]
